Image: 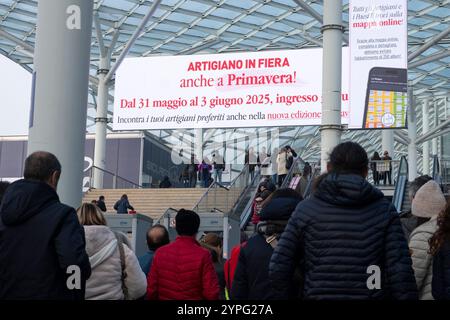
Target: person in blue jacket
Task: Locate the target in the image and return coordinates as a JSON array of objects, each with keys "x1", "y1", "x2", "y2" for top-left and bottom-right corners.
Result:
[
  {"x1": 114, "y1": 194, "x2": 134, "y2": 214},
  {"x1": 269, "y1": 142, "x2": 418, "y2": 300}
]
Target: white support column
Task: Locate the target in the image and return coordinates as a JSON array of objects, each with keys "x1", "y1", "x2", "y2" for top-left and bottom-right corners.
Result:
[
  {"x1": 382, "y1": 130, "x2": 394, "y2": 159},
  {"x1": 320, "y1": 0, "x2": 343, "y2": 173},
  {"x1": 408, "y1": 89, "x2": 418, "y2": 181},
  {"x1": 422, "y1": 99, "x2": 430, "y2": 175},
  {"x1": 195, "y1": 128, "x2": 203, "y2": 163},
  {"x1": 93, "y1": 56, "x2": 111, "y2": 189},
  {"x1": 194, "y1": 128, "x2": 203, "y2": 187},
  {"x1": 432, "y1": 99, "x2": 438, "y2": 157},
  {"x1": 28, "y1": 0, "x2": 94, "y2": 208}
]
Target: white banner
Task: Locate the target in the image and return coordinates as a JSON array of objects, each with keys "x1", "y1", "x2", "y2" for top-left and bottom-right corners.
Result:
[
  {"x1": 349, "y1": 0, "x2": 408, "y2": 129},
  {"x1": 113, "y1": 48, "x2": 349, "y2": 130}
]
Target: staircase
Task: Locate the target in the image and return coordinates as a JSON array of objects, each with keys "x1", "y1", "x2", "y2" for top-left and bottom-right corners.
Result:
[{"x1": 83, "y1": 188, "x2": 208, "y2": 220}]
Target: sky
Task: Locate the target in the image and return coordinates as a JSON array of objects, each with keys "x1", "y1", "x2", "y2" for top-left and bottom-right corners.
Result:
[{"x1": 0, "y1": 54, "x2": 31, "y2": 136}]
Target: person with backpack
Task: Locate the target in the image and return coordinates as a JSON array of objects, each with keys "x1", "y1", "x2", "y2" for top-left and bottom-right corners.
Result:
[
  {"x1": 231, "y1": 189, "x2": 303, "y2": 300},
  {"x1": 408, "y1": 180, "x2": 447, "y2": 299},
  {"x1": 78, "y1": 203, "x2": 147, "y2": 300},
  {"x1": 269, "y1": 142, "x2": 418, "y2": 300},
  {"x1": 114, "y1": 194, "x2": 134, "y2": 214}
]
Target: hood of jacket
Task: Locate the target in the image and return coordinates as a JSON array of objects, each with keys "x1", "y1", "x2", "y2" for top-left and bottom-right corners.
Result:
[
  {"x1": 259, "y1": 196, "x2": 301, "y2": 221},
  {"x1": 83, "y1": 225, "x2": 117, "y2": 257},
  {"x1": 412, "y1": 180, "x2": 446, "y2": 218},
  {"x1": 315, "y1": 173, "x2": 384, "y2": 207},
  {"x1": 410, "y1": 218, "x2": 438, "y2": 240},
  {"x1": 0, "y1": 179, "x2": 60, "y2": 226}
]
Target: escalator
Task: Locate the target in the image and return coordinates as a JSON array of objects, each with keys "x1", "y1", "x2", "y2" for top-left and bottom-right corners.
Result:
[{"x1": 236, "y1": 156, "x2": 309, "y2": 238}]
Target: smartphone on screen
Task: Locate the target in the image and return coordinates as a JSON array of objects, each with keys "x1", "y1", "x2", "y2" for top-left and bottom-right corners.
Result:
[{"x1": 362, "y1": 67, "x2": 408, "y2": 129}]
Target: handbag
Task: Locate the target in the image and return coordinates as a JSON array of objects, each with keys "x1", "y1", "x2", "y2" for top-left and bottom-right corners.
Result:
[{"x1": 114, "y1": 232, "x2": 129, "y2": 300}]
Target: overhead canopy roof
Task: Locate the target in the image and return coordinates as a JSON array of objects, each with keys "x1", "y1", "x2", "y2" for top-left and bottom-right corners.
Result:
[{"x1": 0, "y1": 0, "x2": 449, "y2": 162}]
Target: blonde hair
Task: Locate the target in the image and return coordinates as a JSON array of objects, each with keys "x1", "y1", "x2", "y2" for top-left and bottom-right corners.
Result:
[{"x1": 77, "y1": 203, "x2": 107, "y2": 226}]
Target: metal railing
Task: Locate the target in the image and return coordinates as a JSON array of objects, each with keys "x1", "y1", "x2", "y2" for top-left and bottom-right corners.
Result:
[
  {"x1": 439, "y1": 158, "x2": 450, "y2": 186},
  {"x1": 434, "y1": 156, "x2": 450, "y2": 195},
  {"x1": 86, "y1": 166, "x2": 143, "y2": 189},
  {"x1": 433, "y1": 155, "x2": 441, "y2": 182},
  {"x1": 302, "y1": 165, "x2": 321, "y2": 199},
  {"x1": 192, "y1": 165, "x2": 250, "y2": 214},
  {"x1": 239, "y1": 156, "x2": 307, "y2": 229},
  {"x1": 238, "y1": 171, "x2": 263, "y2": 229},
  {"x1": 281, "y1": 156, "x2": 305, "y2": 188},
  {"x1": 392, "y1": 156, "x2": 408, "y2": 213}
]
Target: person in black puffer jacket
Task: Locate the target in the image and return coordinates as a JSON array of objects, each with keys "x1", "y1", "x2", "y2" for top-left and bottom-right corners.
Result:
[
  {"x1": 269, "y1": 142, "x2": 418, "y2": 300},
  {"x1": 231, "y1": 188, "x2": 303, "y2": 300},
  {"x1": 0, "y1": 152, "x2": 91, "y2": 300},
  {"x1": 429, "y1": 200, "x2": 450, "y2": 300}
]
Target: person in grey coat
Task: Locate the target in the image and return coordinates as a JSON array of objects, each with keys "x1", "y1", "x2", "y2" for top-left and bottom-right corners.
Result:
[{"x1": 409, "y1": 180, "x2": 447, "y2": 300}]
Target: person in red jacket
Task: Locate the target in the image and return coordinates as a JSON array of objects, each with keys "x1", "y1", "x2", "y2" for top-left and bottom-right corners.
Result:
[
  {"x1": 224, "y1": 231, "x2": 248, "y2": 295},
  {"x1": 147, "y1": 209, "x2": 220, "y2": 300}
]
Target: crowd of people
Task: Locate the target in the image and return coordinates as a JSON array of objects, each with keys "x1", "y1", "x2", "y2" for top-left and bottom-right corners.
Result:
[
  {"x1": 175, "y1": 145, "x2": 300, "y2": 189},
  {"x1": 0, "y1": 142, "x2": 449, "y2": 300}
]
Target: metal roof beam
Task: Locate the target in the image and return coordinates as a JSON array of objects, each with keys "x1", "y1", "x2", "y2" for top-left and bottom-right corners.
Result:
[
  {"x1": 416, "y1": 116, "x2": 450, "y2": 144},
  {"x1": 106, "y1": 0, "x2": 162, "y2": 82},
  {"x1": 408, "y1": 25, "x2": 450, "y2": 61},
  {"x1": 0, "y1": 27, "x2": 34, "y2": 52},
  {"x1": 409, "y1": 49, "x2": 450, "y2": 68}
]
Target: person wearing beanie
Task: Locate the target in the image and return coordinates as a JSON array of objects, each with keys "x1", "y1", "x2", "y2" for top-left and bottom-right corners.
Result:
[
  {"x1": 400, "y1": 175, "x2": 433, "y2": 239},
  {"x1": 231, "y1": 189, "x2": 303, "y2": 300},
  {"x1": 409, "y1": 180, "x2": 447, "y2": 300},
  {"x1": 146, "y1": 209, "x2": 220, "y2": 300}
]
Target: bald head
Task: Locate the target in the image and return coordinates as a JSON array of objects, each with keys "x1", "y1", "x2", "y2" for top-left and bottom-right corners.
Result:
[
  {"x1": 24, "y1": 151, "x2": 61, "y2": 189},
  {"x1": 147, "y1": 225, "x2": 170, "y2": 251}
]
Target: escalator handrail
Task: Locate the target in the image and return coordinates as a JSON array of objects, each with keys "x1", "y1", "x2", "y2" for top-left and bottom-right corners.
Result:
[
  {"x1": 392, "y1": 156, "x2": 408, "y2": 213},
  {"x1": 281, "y1": 156, "x2": 305, "y2": 189},
  {"x1": 239, "y1": 173, "x2": 263, "y2": 229},
  {"x1": 302, "y1": 166, "x2": 320, "y2": 199}
]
